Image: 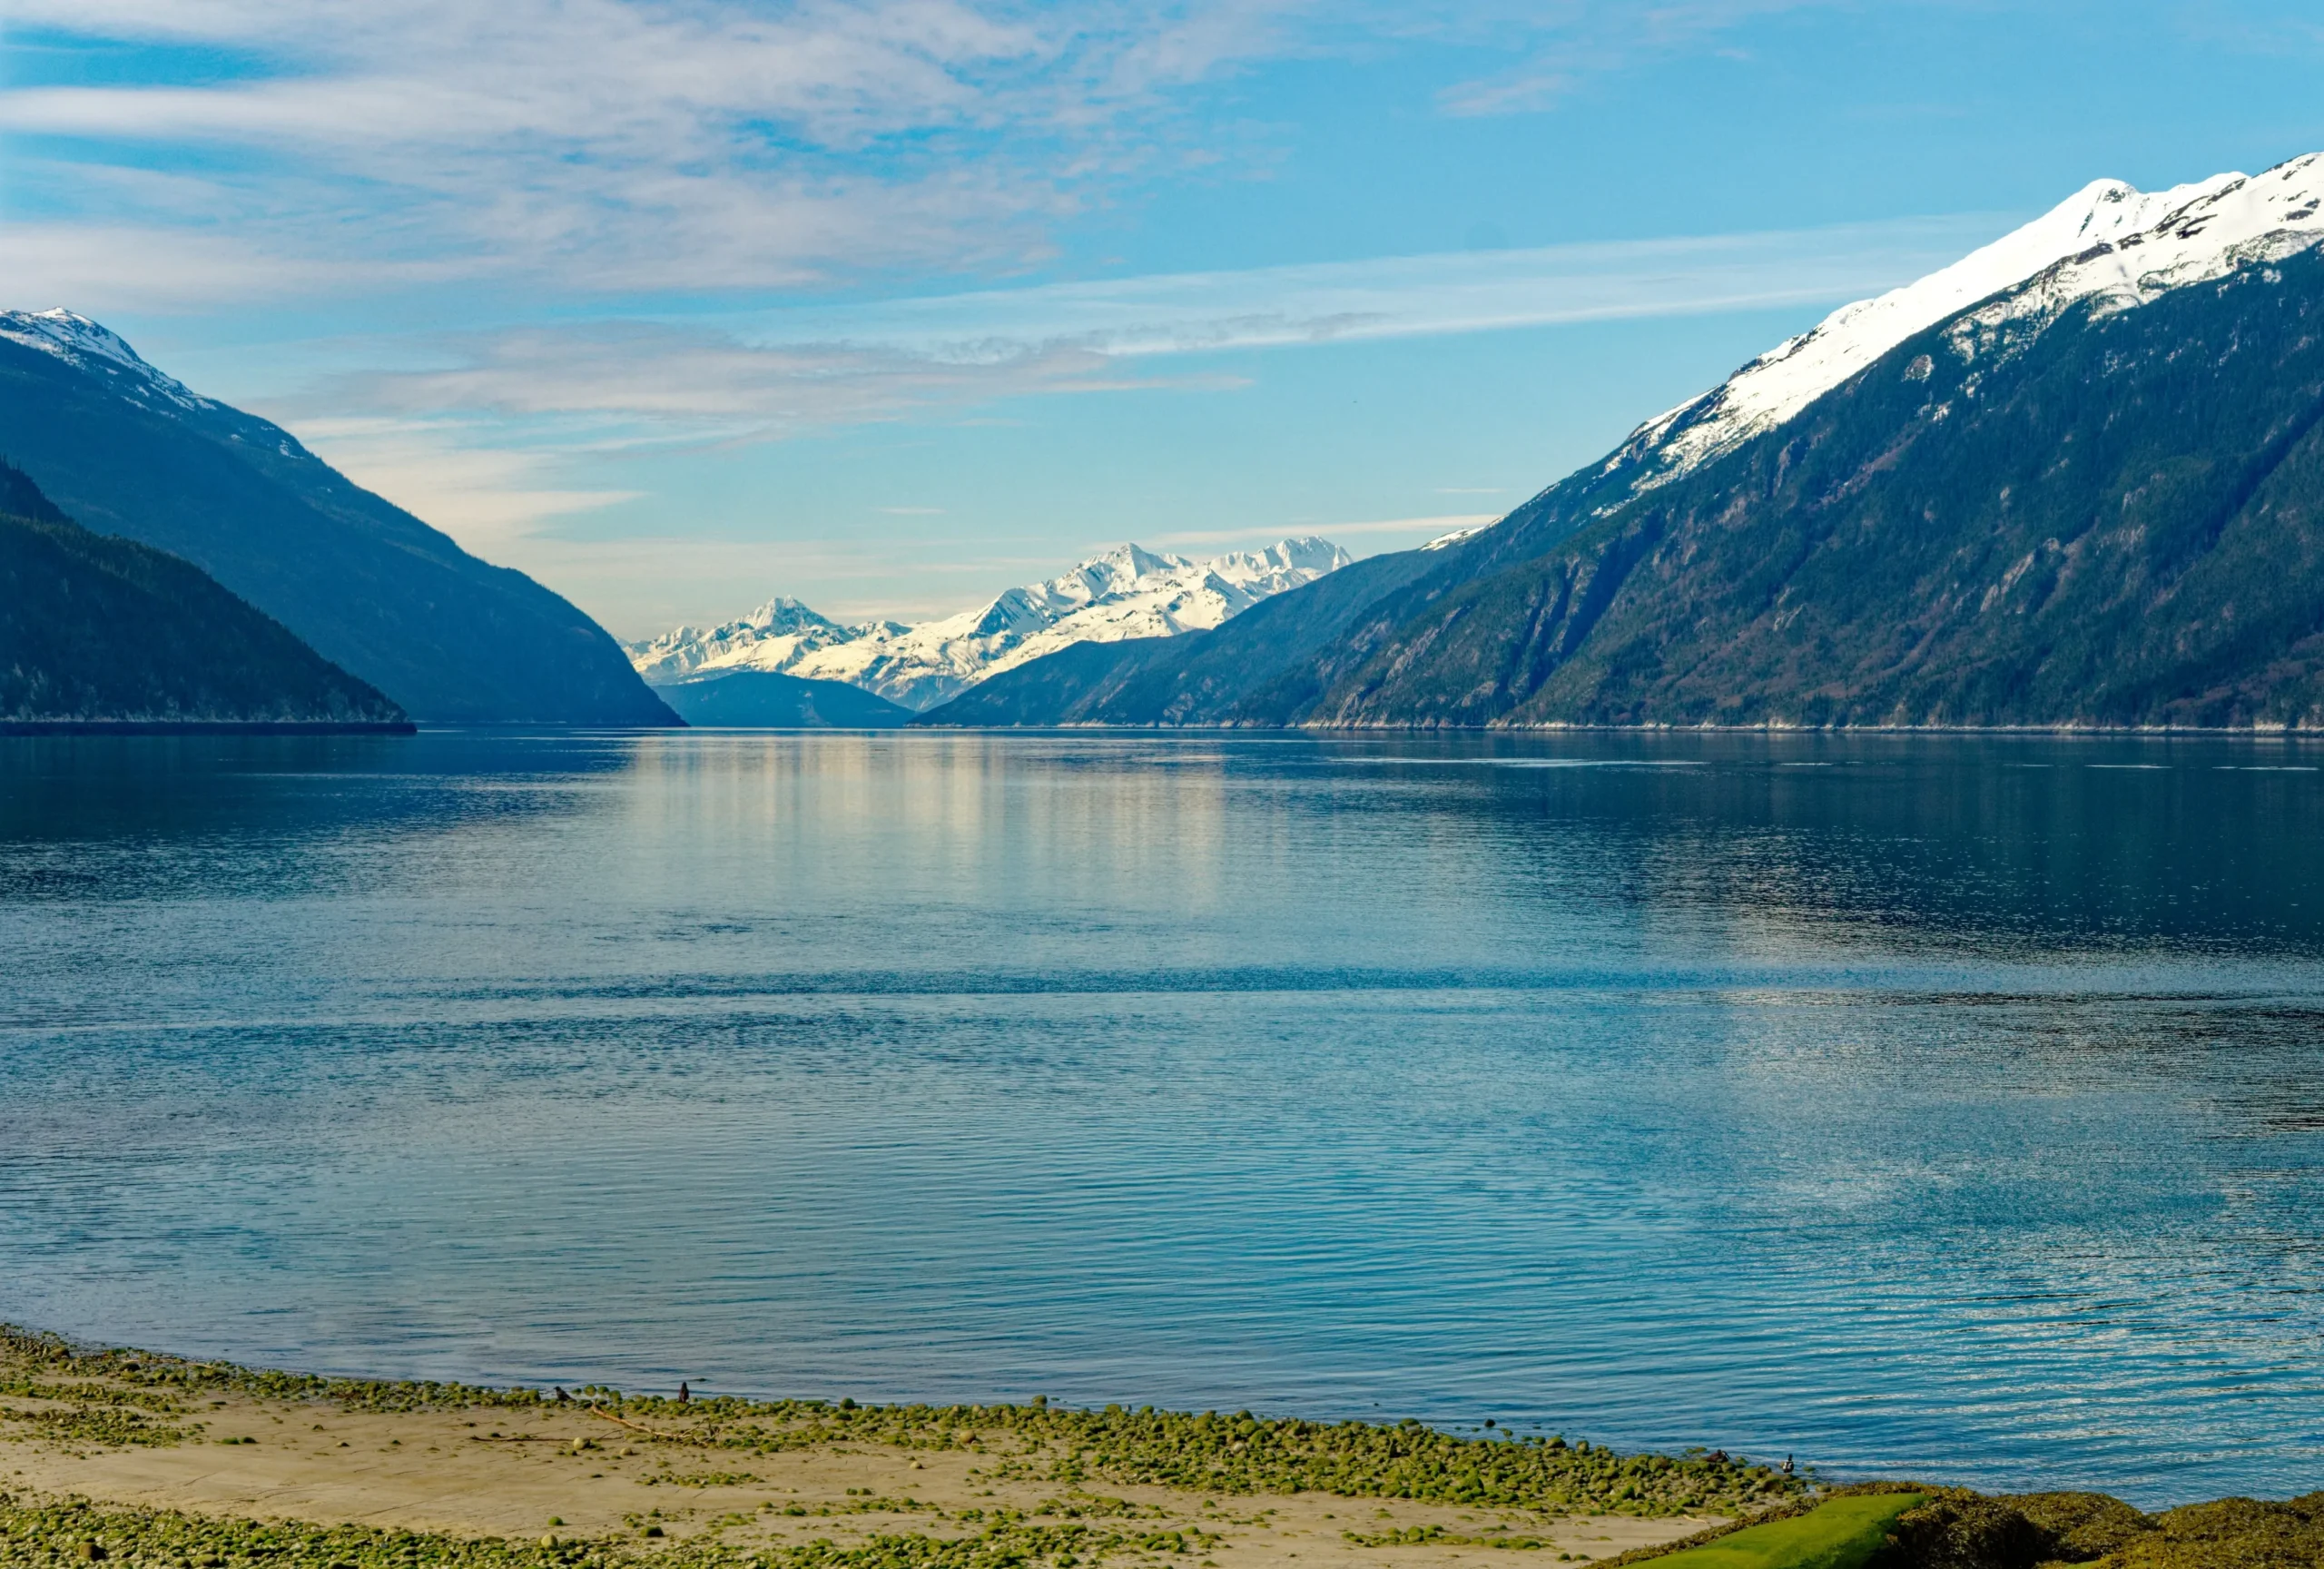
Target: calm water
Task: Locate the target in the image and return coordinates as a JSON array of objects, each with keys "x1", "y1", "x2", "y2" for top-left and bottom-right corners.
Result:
[{"x1": 4, "y1": 729, "x2": 2323, "y2": 1506}]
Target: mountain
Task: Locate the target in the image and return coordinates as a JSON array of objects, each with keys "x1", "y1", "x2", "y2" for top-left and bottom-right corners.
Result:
[
  {"x1": 0, "y1": 310, "x2": 678, "y2": 726},
  {"x1": 0, "y1": 461, "x2": 407, "y2": 728},
  {"x1": 913, "y1": 546, "x2": 1443, "y2": 725},
  {"x1": 630, "y1": 538, "x2": 1351, "y2": 710},
  {"x1": 923, "y1": 153, "x2": 2324, "y2": 731},
  {"x1": 653, "y1": 670, "x2": 915, "y2": 728}
]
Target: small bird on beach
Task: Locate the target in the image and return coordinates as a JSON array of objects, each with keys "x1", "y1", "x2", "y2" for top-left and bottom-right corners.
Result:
[
  {"x1": 678, "y1": 1381, "x2": 690, "y2": 1404},
  {"x1": 1782, "y1": 1455, "x2": 1795, "y2": 1475},
  {"x1": 555, "y1": 1386, "x2": 569, "y2": 1404}
]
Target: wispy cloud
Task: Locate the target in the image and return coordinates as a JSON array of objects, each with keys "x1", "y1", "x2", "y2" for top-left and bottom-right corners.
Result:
[
  {"x1": 3, "y1": 0, "x2": 1305, "y2": 295},
  {"x1": 241, "y1": 207, "x2": 2005, "y2": 548},
  {"x1": 284, "y1": 416, "x2": 646, "y2": 543},
  {"x1": 0, "y1": 0, "x2": 2067, "y2": 627},
  {"x1": 294, "y1": 211, "x2": 2004, "y2": 430},
  {"x1": 293, "y1": 324, "x2": 1209, "y2": 441},
  {"x1": 2, "y1": 0, "x2": 1990, "y2": 303},
  {"x1": 1410, "y1": 0, "x2": 1845, "y2": 116}
]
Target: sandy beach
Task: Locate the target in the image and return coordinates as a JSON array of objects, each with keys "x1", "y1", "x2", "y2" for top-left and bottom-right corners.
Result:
[{"x1": 0, "y1": 1337, "x2": 1740, "y2": 1566}]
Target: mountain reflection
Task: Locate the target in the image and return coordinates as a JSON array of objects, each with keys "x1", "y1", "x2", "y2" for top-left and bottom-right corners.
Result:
[{"x1": 1320, "y1": 734, "x2": 2324, "y2": 961}]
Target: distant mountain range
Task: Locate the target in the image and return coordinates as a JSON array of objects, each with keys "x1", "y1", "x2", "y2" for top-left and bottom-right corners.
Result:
[
  {"x1": 631, "y1": 538, "x2": 1350, "y2": 712},
  {"x1": 0, "y1": 310, "x2": 676, "y2": 726},
  {"x1": 924, "y1": 153, "x2": 2324, "y2": 731},
  {"x1": 0, "y1": 461, "x2": 407, "y2": 729}
]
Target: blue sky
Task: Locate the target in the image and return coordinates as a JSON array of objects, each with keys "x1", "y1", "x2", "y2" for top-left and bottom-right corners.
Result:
[{"x1": 6, "y1": 1, "x2": 2324, "y2": 635}]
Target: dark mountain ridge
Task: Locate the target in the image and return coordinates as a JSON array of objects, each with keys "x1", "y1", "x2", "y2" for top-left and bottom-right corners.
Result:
[
  {"x1": 0, "y1": 462, "x2": 408, "y2": 729},
  {"x1": 0, "y1": 311, "x2": 677, "y2": 726},
  {"x1": 653, "y1": 669, "x2": 917, "y2": 728}
]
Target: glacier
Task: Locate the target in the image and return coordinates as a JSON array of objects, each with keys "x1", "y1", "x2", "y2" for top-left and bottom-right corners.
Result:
[{"x1": 630, "y1": 537, "x2": 1353, "y2": 710}]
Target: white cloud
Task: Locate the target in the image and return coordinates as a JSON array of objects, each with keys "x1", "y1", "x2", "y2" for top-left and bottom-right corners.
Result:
[
  {"x1": 294, "y1": 323, "x2": 1191, "y2": 439},
  {"x1": 284, "y1": 416, "x2": 644, "y2": 551},
  {"x1": 793, "y1": 213, "x2": 2010, "y2": 353},
  {"x1": 0, "y1": 220, "x2": 475, "y2": 311},
  {"x1": 283, "y1": 210, "x2": 2004, "y2": 429},
  {"x1": 3, "y1": 0, "x2": 1305, "y2": 294},
  {"x1": 219, "y1": 209, "x2": 2004, "y2": 552}
]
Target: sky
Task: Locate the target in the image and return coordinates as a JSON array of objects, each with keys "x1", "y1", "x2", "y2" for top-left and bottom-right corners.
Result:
[{"x1": 5, "y1": 2, "x2": 2324, "y2": 636}]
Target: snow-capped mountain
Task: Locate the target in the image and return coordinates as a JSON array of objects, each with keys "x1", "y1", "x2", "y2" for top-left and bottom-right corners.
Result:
[
  {"x1": 928, "y1": 149, "x2": 2324, "y2": 731},
  {"x1": 0, "y1": 308, "x2": 216, "y2": 416},
  {"x1": 1601, "y1": 153, "x2": 2324, "y2": 498},
  {"x1": 631, "y1": 538, "x2": 1352, "y2": 710},
  {"x1": 0, "y1": 307, "x2": 340, "y2": 472},
  {"x1": 1295, "y1": 149, "x2": 2324, "y2": 727}
]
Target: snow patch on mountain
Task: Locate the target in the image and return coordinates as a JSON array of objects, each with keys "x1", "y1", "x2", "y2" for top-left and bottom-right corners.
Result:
[
  {"x1": 632, "y1": 537, "x2": 1353, "y2": 710},
  {"x1": 1603, "y1": 154, "x2": 2324, "y2": 498},
  {"x1": 0, "y1": 308, "x2": 213, "y2": 414},
  {"x1": 1423, "y1": 520, "x2": 1493, "y2": 551}
]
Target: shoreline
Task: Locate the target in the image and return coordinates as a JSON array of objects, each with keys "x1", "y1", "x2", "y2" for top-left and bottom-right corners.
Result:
[
  {"x1": 0, "y1": 721, "x2": 419, "y2": 735},
  {"x1": 0, "y1": 1327, "x2": 1758, "y2": 1566},
  {"x1": 4, "y1": 1330, "x2": 2319, "y2": 1567},
  {"x1": 897, "y1": 725, "x2": 2324, "y2": 744}
]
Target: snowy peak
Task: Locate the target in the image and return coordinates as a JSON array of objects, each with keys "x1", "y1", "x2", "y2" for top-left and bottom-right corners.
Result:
[
  {"x1": 1207, "y1": 536, "x2": 1351, "y2": 586},
  {"x1": 0, "y1": 308, "x2": 153, "y2": 371},
  {"x1": 628, "y1": 597, "x2": 851, "y2": 684},
  {"x1": 1609, "y1": 154, "x2": 2324, "y2": 494},
  {"x1": 732, "y1": 596, "x2": 842, "y2": 636},
  {"x1": 1955, "y1": 153, "x2": 2324, "y2": 337},
  {"x1": 631, "y1": 538, "x2": 1351, "y2": 709},
  {"x1": 0, "y1": 308, "x2": 212, "y2": 413},
  {"x1": 976, "y1": 537, "x2": 1352, "y2": 631}
]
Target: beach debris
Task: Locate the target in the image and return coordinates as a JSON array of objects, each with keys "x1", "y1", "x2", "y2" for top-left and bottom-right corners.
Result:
[{"x1": 590, "y1": 1406, "x2": 681, "y2": 1441}]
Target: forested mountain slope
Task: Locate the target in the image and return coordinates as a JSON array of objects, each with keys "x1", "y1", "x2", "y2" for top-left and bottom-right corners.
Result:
[
  {"x1": 1317, "y1": 248, "x2": 2324, "y2": 727},
  {"x1": 0, "y1": 462, "x2": 407, "y2": 727},
  {"x1": 655, "y1": 670, "x2": 915, "y2": 727}
]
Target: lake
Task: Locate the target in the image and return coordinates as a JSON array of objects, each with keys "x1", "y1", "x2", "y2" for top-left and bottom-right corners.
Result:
[{"x1": 3, "y1": 728, "x2": 2321, "y2": 1507}]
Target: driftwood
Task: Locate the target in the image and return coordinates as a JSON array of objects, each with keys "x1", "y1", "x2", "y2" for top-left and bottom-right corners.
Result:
[{"x1": 588, "y1": 1406, "x2": 687, "y2": 1441}]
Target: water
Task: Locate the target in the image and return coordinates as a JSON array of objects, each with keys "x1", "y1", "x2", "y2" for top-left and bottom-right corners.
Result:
[{"x1": 4, "y1": 728, "x2": 2323, "y2": 1507}]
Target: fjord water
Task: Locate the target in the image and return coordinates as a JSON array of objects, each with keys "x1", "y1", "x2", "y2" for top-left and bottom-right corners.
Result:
[{"x1": 4, "y1": 732, "x2": 2322, "y2": 1505}]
